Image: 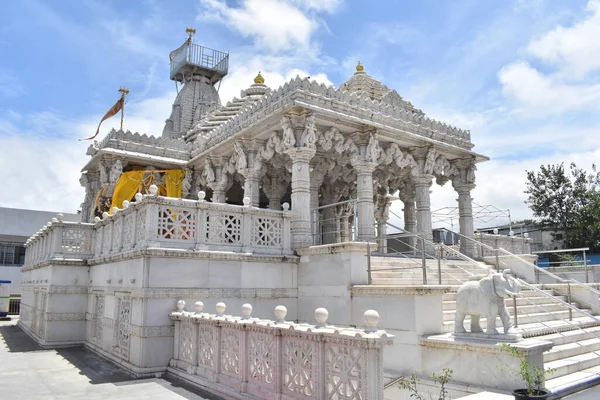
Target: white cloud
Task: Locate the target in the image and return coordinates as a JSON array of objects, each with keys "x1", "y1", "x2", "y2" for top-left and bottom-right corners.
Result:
[
  {"x1": 0, "y1": 92, "x2": 174, "y2": 213},
  {"x1": 527, "y1": 0, "x2": 600, "y2": 78},
  {"x1": 199, "y1": 0, "x2": 317, "y2": 52},
  {"x1": 499, "y1": 61, "x2": 600, "y2": 114},
  {"x1": 499, "y1": 0, "x2": 600, "y2": 114}
]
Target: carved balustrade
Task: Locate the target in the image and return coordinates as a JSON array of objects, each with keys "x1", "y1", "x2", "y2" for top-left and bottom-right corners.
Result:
[
  {"x1": 169, "y1": 302, "x2": 393, "y2": 400},
  {"x1": 24, "y1": 194, "x2": 294, "y2": 268},
  {"x1": 475, "y1": 232, "x2": 532, "y2": 256},
  {"x1": 23, "y1": 218, "x2": 94, "y2": 267}
]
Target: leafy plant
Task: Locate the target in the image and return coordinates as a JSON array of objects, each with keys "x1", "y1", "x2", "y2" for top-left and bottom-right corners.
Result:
[
  {"x1": 498, "y1": 343, "x2": 554, "y2": 395},
  {"x1": 398, "y1": 368, "x2": 453, "y2": 400}
]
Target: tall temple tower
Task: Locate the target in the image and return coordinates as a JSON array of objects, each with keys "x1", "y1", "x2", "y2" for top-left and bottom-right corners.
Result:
[{"x1": 162, "y1": 28, "x2": 229, "y2": 140}]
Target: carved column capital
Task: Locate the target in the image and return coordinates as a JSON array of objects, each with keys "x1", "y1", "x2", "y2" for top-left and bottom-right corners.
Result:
[{"x1": 284, "y1": 147, "x2": 316, "y2": 163}]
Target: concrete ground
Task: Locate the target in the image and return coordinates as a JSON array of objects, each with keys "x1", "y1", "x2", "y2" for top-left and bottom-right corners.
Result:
[{"x1": 0, "y1": 319, "x2": 221, "y2": 400}]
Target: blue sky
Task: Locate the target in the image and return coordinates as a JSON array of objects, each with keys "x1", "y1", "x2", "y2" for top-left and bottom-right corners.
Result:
[{"x1": 1, "y1": 0, "x2": 599, "y2": 226}]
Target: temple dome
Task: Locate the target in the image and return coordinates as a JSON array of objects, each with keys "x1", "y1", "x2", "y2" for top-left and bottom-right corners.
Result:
[{"x1": 339, "y1": 62, "x2": 423, "y2": 115}]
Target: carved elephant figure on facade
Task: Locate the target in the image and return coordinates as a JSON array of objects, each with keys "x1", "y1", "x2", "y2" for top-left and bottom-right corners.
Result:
[{"x1": 455, "y1": 269, "x2": 520, "y2": 335}]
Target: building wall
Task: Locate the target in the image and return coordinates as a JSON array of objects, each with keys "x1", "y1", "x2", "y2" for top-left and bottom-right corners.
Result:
[{"x1": 0, "y1": 207, "x2": 79, "y2": 296}]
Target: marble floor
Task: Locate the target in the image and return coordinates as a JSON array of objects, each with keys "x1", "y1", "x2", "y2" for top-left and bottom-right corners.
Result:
[{"x1": 0, "y1": 319, "x2": 221, "y2": 400}]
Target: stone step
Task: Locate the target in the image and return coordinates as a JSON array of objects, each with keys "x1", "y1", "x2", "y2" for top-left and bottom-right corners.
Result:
[
  {"x1": 442, "y1": 290, "x2": 555, "y2": 301},
  {"x1": 442, "y1": 296, "x2": 568, "y2": 310},
  {"x1": 444, "y1": 315, "x2": 600, "y2": 337},
  {"x1": 371, "y1": 277, "x2": 466, "y2": 285},
  {"x1": 444, "y1": 310, "x2": 593, "y2": 330},
  {"x1": 539, "y1": 325, "x2": 600, "y2": 346},
  {"x1": 545, "y1": 351, "x2": 600, "y2": 379},
  {"x1": 442, "y1": 304, "x2": 576, "y2": 322},
  {"x1": 544, "y1": 338, "x2": 600, "y2": 362},
  {"x1": 545, "y1": 364, "x2": 600, "y2": 398}
]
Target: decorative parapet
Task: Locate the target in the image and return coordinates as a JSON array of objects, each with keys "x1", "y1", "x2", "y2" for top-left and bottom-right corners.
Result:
[
  {"x1": 169, "y1": 301, "x2": 393, "y2": 400},
  {"x1": 192, "y1": 76, "x2": 473, "y2": 157},
  {"x1": 23, "y1": 214, "x2": 94, "y2": 268},
  {"x1": 90, "y1": 129, "x2": 190, "y2": 161},
  {"x1": 23, "y1": 189, "x2": 294, "y2": 270},
  {"x1": 475, "y1": 232, "x2": 532, "y2": 256}
]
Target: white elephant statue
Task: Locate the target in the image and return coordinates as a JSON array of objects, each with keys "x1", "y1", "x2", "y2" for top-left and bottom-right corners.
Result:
[{"x1": 455, "y1": 269, "x2": 520, "y2": 335}]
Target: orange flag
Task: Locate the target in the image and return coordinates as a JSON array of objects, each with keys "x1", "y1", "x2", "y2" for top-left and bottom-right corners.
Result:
[{"x1": 80, "y1": 96, "x2": 124, "y2": 141}]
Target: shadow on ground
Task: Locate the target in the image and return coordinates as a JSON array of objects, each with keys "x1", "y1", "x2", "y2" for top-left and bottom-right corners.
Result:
[
  {"x1": 0, "y1": 322, "x2": 43, "y2": 352},
  {"x1": 0, "y1": 320, "x2": 222, "y2": 399}
]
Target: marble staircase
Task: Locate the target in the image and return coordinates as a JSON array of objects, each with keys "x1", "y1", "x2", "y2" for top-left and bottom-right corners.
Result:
[
  {"x1": 369, "y1": 256, "x2": 491, "y2": 285},
  {"x1": 442, "y1": 287, "x2": 600, "y2": 396},
  {"x1": 371, "y1": 254, "x2": 600, "y2": 396}
]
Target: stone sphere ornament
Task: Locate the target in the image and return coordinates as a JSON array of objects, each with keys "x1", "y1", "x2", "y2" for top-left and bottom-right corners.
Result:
[
  {"x1": 524, "y1": 233, "x2": 529, "y2": 238},
  {"x1": 242, "y1": 197, "x2": 251, "y2": 207},
  {"x1": 149, "y1": 184, "x2": 159, "y2": 196},
  {"x1": 102, "y1": 212, "x2": 109, "y2": 219},
  {"x1": 176, "y1": 300, "x2": 186, "y2": 312},
  {"x1": 364, "y1": 309, "x2": 380, "y2": 333},
  {"x1": 194, "y1": 301, "x2": 204, "y2": 314},
  {"x1": 241, "y1": 303, "x2": 253, "y2": 319},
  {"x1": 282, "y1": 202, "x2": 290, "y2": 211},
  {"x1": 493, "y1": 228, "x2": 499, "y2": 235},
  {"x1": 197, "y1": 191, "x2": 206, "y2": 201},
  {"x1": 122, "y1": 200, "x2": 130, "y2": 208},
  {"x1": 135, "y1": 193, "x2": 143, "y2": 202},
  {"x1": 274, "y1": 305, "x2": 287, "y2": 323},
  {"x1": 315, "y1": 307, "x2": 329, "y2": 328},
  {"x1": 216, "y1": 302, "x2": 226, "y2": 316},
  {"x1": 112, "y1": 206, "x2": 119, "y2": 214},
  {"x1": 94, "y1": 216, "x2": 101, "y2": 223},
  {"x1": 56, "y1": 213, "x2": 64, "y2": 221},
  {"x1": 509, "y1": 230, "x2": 515, "y2": 236}
]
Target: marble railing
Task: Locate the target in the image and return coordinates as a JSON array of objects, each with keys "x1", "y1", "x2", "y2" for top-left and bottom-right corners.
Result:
[
  {"x1": 169, "y1": 301, "x2": 393, "y2": 400},
  {"x1": 24, "y1": 192, "x2": 294, "y2": 268},
  {"x1": 24, "y1": 216, "x2": 94, "y2": 266},
  {"x1": 475, "y1": 232, "x2": 532, "y2": 256}
]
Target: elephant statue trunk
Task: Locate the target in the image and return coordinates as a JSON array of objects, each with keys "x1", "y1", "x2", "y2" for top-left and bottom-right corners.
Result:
[{"x1": 455, "y1": 269, "x2": 520, "y2": 336}]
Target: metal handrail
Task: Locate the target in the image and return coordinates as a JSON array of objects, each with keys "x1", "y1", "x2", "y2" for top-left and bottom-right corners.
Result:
[{"x1": 441, "y1": 230, "x2": 600, "y2": 320}]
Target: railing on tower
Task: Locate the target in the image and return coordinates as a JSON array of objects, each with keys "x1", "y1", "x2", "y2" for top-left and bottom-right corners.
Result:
[{"x1": 170, "y1": 42, "x2": 229, "y2": 80}]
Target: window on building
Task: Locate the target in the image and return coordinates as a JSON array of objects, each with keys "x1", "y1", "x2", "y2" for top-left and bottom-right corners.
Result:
[
  {"x1": 554, "y1": 233, "x2": 564, "y2": 241},
  {"x1": 0, "y1": 243, "x2": 26, "y2": 265}
]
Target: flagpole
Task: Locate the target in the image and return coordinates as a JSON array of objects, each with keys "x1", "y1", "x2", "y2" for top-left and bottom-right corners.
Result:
[{"x1": 118, "y1": 86, "x2": 129, "y2": 131}]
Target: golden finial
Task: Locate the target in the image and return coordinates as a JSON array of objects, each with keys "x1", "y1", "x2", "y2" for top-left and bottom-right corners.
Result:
[
  {"x1": 186, "y1": 27, "x2": 196, "y2": 41},
  {"x1": 118, "y1": 86, "x2": 129, "y2": 95},
  {"x1": 254, "y1": 71, "x2": 265, "y2": 84},
  {"x1": 356, "y1": 61, "x2": 364, "y2": 72}
]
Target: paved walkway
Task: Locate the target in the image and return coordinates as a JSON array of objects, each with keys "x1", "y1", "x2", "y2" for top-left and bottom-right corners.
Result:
[{"x1": 0, "y1": 319, "x2": 220, "y2": 400}]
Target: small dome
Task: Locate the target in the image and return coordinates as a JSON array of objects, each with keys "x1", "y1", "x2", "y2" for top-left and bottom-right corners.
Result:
[
  {"x1": 356, "y1": 61, "x2": 364, "y2": 72},
  {"x1": 254, "y1": 72, "x2": 265, "y2": 84}
]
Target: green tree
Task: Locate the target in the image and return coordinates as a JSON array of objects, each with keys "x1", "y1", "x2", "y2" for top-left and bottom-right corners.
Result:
[{"x1": 525, "y1": 163, "x2": 600, "y2": 252}]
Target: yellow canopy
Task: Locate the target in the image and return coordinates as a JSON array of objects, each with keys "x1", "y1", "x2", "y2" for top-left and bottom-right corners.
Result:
[{"x1": 110, "y1": 171, "x2": 145, "y2": 213}]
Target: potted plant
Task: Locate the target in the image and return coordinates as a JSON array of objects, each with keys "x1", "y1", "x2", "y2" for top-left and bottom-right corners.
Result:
[{"x1": 499, "y1": 343, "x2": 554, "y2": 399}]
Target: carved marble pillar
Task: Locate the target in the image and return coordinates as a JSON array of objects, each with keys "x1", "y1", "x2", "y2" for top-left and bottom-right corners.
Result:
[
  {"x1": 210, "y1": 164, "x2": 228, "y2": 203},
  {"x1": 398, "y1": 181, "x2": 416, "y2": 250},
  {"x1": 375, "y1": 190, "x2": 392, "y2": 253},
  {"x1": 285, "y1": 148, "x2": 316, "y2": 249},
  {"x1": 321, "y1": 185, "x2": 339, "y2": 245},
  {"x1": 264, "y1": 175, "x2": 288, "y2": 210},
  {"x1": 413, "y1": 175, "x2": 434, "y2": 243},
  {"x1": 353, "y1": 162, "x2": 378, "y2": 241},
  {"x1": 309, "y1": 169, "x2": 326, "y2": 244},
  {"x1": 453, "y1": 160, "x2": 477, "y2": 257}
]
